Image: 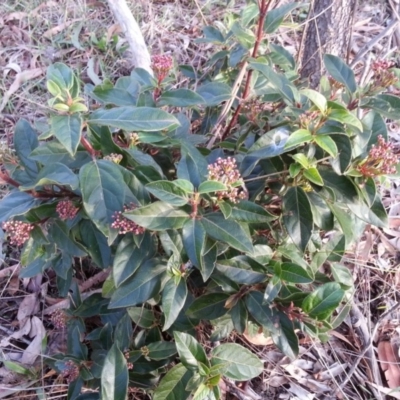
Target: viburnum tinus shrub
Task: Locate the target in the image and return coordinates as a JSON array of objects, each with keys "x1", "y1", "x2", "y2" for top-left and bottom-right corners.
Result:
[{"x1": 1, "y1": 2, "x2": 399, "y2": 399}]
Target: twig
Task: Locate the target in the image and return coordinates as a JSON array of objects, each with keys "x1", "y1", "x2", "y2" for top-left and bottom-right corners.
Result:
[
  {"x1": 350, "y1": 19, "x2": 399, "y2": 67},
  {"x1": 339, "y1": 301, "x2": 400, "y2": 392},
  {"x1": 0, "y1": 264, "x2": 20, "y2": 280}
]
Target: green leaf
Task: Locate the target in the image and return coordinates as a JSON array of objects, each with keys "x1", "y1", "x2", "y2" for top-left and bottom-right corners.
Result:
[
  {"x1": 146, "y1": 181, "x2": 189, "y2": 206},
  {"x1": 153, "y1": 363, "x2": 192, "y2": 400},
  {"x1": 303, "y1": 167, "x2": 324, "y2": 186},
  {"x1": 48, "y1": 220, "x2": 86, "y2": 257},
  {"x1": 50, "y1": 114, "x2": 82, "y2": 157},
  {"x1": 101, "y1": 344, "x2": 128, "y2": 400},
  {"x1": 162, "y1": 278, "x2": 188, "y2": 331},
  {"x1": 159, "y1": 89, "x2": 205, "y2": 107},
  {"x1": 284, "y1": 129, "x2": 313, "y2": 149},
  {"x1": 245, "y1": 291, "x2": 278, "y2": 333},
  {"x1": 271, "y1": 311, "x2": 299, "y2": 360},
  {"x1": 280, "y1": 262, "x2": 314, "y2": 284},
  {"x1": 124, "y1": 201, "x2": 189, "y2": 230},
  {"x1": 127, "y1": 307, "x2": 155, "y2": 328},
  {"x1": 215, "y1": 259, "x2": 266, "y2": 284},
  {"x1": 328, "y1": 109, "x2": 362, "y2": 131},
  {"x1": 173, "y1": 332, "x2": 209, "y2": 370},
  {"x1": 264, "y1": 2, "x2": 305, "y2": 33},
  {"x1": 91, "y1": 79, "x2": 138, "y2": 106},
  {"x1": 196, "y1": 82, "x2": 231, "y2": 106},
  {"x1": 211, "y1": 343, "x2": 263, "y2": 380},
  {"x1": 324, "y1": 54, "x2": 357, "y2": 93},
  {"x1": 182, "y1": 219, "x2": 206, "y2": 268},
  {"x1": 302, "y1": 282, "x2": 345, "y2": 320},
  {"x1": 47, "y1": 62, "x2": 79, "y2": 95},
  {"x1": 283, "y1": 187, "x2": 313, "y2": 252},
  {"x1": 0, "y1": 191, "x2": 39, "y2": 223},
  {"x1": 314, "y1": 135, "x2": 338, "y2": 158},
  {"x1": 331, "y1": 263, "x2": 353, "y2": 289},
  {"x1": 109, "y1": 259, "x2": 166, "y2": 308},
  {"x1": 199, "y1": 239, "x2": 217, "y2": 281},
  {"x1": 20, "y1": 163, "x2": 79, "y2": 191},
  {"x1": 187, "y1": 293, "x2": 230, "y2": 320},
  {"x1": 330, "y1": 134, "x2": 352, "y2": 174},
  {"x1": 230, "y1": 300, "x2": 247, "y2": 334},
  {"x1": 230, "y1": 21, "x2": 255, "y2": 49},
  {"x1": 79, "y1": 160, "x2": 125, "y2": 242},
  {"x1": 198, "y1": 181, "x2": 228, "y2": 194},
  {"x1": 88, "y1": 106, "x2": 180, "y2": 132},
  {"x1": 146, "y1": 342, "x2": 177, "y2": 360},
  {"x1": 230, "y1": 201, "x2": 276, "y2": 223},
  {"x1": 202, "y1": 213, "x2": 253, "y2": 253},
  {"x1": 13, "y1": 119, "x2": 39, "y2": 178},
  {"x1": 264, "y1": 276, "x2": 282, "y2": 303},
  {"x1": 301, "y1": 89, "x2": 327, "y2": 113},
  {"x1": 173, "y1": 179, "x2": 194, "y2": 193},
  {"x1": 177, "y1": 143, "x2": 209, "y2": 188},
  {"x1": 113, "y1": 233, "x2": 155, "y2": 287},
  {"x1": 292, "y1": 153, "x2": 310, "y2": 169}
]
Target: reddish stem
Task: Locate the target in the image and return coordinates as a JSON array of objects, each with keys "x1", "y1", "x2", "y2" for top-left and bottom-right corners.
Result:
[
  {"x1": 80, "y1": 136, "x2": 97, "y2": 158},
  {"x1": 0, "y1": 169, "x2": 20, "y2": 188},
  {"x1": 221, "y1": 0, "x2": 272, "y2": 141}
]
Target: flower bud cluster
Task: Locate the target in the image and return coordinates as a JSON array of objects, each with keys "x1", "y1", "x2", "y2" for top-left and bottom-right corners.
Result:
[
  {"x1": 50, "y1": 309, "x2": 68, "y2": 329},
  {"x1": 111, "y1": 203, "x2": 145, "y2": 235},
  {"x1": 103, "y1": 153, "x2": 123, "y2": 164},
  {"x1": 62, "y1": 360, "x2": 79, "y2": 383},
  {"x1": 358, "y1": 135, "x2": 398, "y2": 177},
  {"x1": 56, "y1": 200, "x2": 79, "y2": 221},
  {"x1": 242, "y1": 99, "x2": 271, "y2": 123},
  {"x1": 2, "y1": 220, "x2": 34, "y2": 246},
  {"x1": 152, "y1": 54, "x2": 173, "y2": 83},
  {"x1": 208, "y1": 157, "x2": 246, "y2": 203},
  {"x1": 128, "y1": 132, "x2": 140, "y2": 147},
  {"x1": 371, "y1": 60, "x2": 398, "y2": 89},
  {"x1": 299, "y1": 110, "x2": 320, "y2": 130}
]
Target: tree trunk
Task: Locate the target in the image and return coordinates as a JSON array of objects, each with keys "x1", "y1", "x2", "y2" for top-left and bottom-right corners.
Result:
[{"x1": 299, "y1": 0, "x2": 358, "y2": 88}]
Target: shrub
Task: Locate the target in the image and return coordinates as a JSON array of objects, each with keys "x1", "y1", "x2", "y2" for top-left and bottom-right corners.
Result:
[{"x1": 1, "y1": 2, "x2": 399, "y2": 399}]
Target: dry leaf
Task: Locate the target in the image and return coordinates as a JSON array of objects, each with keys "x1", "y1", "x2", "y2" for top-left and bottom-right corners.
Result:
[
  {"x1": 6, "y1": 274, "x2": 20, "y2": 296},
  {"x1": 368, "y1": 382, "x2": 400, "y2": 399},
  {"x1": 0, "y1": 67, "x2": 45, "y2": 113},
  {"x1": 17, "y1": 293, "x2": 38, "y2": 322},
  {"x1": 243, "y1": 327, "x2": 274, "y2": 346},
  {"x1": 43, "y1": 20, "x2": 77, "y2": 38},
  {"x1": 377, "y1": 340, "x2": 400, "y2": 388},
  {"x1": 20, "y1": 316, "x2": 46, "y2": 365}
]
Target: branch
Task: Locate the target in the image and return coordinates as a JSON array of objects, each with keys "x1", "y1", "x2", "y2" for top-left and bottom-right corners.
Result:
[{"x1": 106, "y1": 0, "x2": 153, "y2": 74}]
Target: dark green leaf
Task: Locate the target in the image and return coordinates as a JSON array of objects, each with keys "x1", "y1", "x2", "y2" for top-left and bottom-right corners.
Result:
[
  {"x1": 0, "y1": 191, "x2": 39, "y2": 223},
  {"x1": 324, "y1": 54, "x2": 357, "y2": 93},
  {"x1": 331, "y1": 263, "x2": 353, "y2": 289},
  {"x1": 113, "y1": 233, "x2": 156, "y2": 287},
  {"x1": 270, "y1": 312, "x2": 299, "y2": 360},
  {"x1": 182, "y1": 219, "x2": 206, "y2": 268},
  {"x1": 264, "y1": 276, "x2": 282, "y2": 303},
  {"x1": 196, "y1": 82, "x2": 231, "y2": 106},
  {"x1": 79, "y1": 160, "x2": 125, "y2": 242},
  {"x1": 147, "y1": 342, "x2": 177, "y2": 360},
  {"x1": 211, "y1": 343, "x2": 263, "y2": 380},
  {"x1": 215, "y1": 260, "x2": 266, "y2": 284},
  {"x1": 50, "y1": 115, "x2": 82, "y2": 157},
  {"x1": 198, "y1": 181, "x2": 228, "y2": 194},
  {"x1": 187, "y1": 293, "x2": 230, "y2": 320},
  {"x1": 173, "y1": 331, "x2": 209, "y2": 370},
  {"x1": 230, "y1": 300, "x2": 247, "y2": 334},
  {"x1": 199, "y1": 238, "x2": 217, "y2": 282},
  {"x1": 328, "y1": 109, "x2": 362, "y2": 131},
  {"x1": 329, "y1": 134, "x2": 352, "y2": 174},
  {"x1": 283, "y1": 187, "x2": 313, "y2": 252},
  {"x1": 302, "y1": 282, "x2": 345, "y2": 320},
  {"x1": 127, "y1": 307, "x2": 155, "y2": 328},
  {"x1": 124, "y1": 201, "x2": 189, "y2": 230},
  {"x1": 153, "y1": 363, "x2": 192, "y2": 400},
  {"x1": 47, "y1": 63, "x2": 79, "y2": 95},
  {"x1": 177, "y1": 143, "x2": 209, "y2": 188},
  {"x1": 230, "y1": 201, "x2": 276, "y2": 223},
  {"x1": 146, "y1": 181, "x2": 189, "y2": 206},
  {"x1": 264, "y1": 2, "x2": 305, "y2": 33},
  {"x1": 230, "y1": 21, "x2": 255, "y2": 49},
  {"x1": 202, "y1": 213, "x2": 253, "y2": 253},
  {"x1": 91, "y1": 80, "x2": 137, "y2": 106},
  {"x1": 13, "y1": 119, "x2": 39, "y2": 177},
  {"x1": 280, "y1": 262, "x2": 314, "y2": 284},
  {"x1": 20, "y1": 163, "x2": 79, "y2": 191},
  {"x1": 88, "y1": 107, "x2": 180, "y2": 132},
  {"x1": 162, "y1": 278, "x2": 188, "y2": 331},
  {"x1": 48, "y1": 220, "x2": 86, "y2": 256},
  {"x1": 109, "y1": 259, "x2": 166, "y2": 308},
  {"x1": 159, "y1": 89, "x2": 205, "y2": 107},
  {"x1": 101, "y1": 344, "x2": 128, "y2": 400},
  {"x1": 245, "y1": 291, "x2": 278, "y2": 333}
]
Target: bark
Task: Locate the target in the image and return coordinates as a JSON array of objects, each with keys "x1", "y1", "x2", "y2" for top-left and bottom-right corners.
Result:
[
  {"x1": 299, "y1": 0, "x2": 358, "y2": 88},
  {"x1": 106, "y1": 0, "x2": 152, "y2": 74}
]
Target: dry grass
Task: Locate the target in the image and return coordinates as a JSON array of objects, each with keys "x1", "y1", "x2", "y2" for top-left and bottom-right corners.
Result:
[{"x1": 1, "y1": 0, "x2": 400, "y2": 399}]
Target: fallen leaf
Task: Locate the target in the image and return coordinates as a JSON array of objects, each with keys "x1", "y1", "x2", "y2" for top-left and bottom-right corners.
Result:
[
  {"x1": 0, "y1": 68, "x2": 45, "y2": 113},
  {"x1": 20, "y1": 316, "x2": 46, "y2": 365},
  {"x1": 17, "y1": 293, "x2": 38, "y2": 322},
  {"x1": 43, "y1": 20, "x2": 78, "y2": 38},
  {"x1": 368, "y1": 382, "x2": 400, "y2": 399},
  {"x1": 378, "y1": 340, "x2": 400, "y2": 388}
]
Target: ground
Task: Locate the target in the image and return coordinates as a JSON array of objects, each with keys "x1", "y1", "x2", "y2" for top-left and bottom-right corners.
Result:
[{"x1": 0, "y1": 0, "x2": 400, "y2": 399}]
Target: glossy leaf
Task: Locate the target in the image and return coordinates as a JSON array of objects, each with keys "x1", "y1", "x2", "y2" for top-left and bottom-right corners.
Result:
[
  {"x1": 146, "y1": 181, "x2": 189, "y2": 206},
  {"x1": 50, "y1": 114, "x2": 82, "y2": 156},
  {"x1": 283, "y1": 187, "x2": 313, "y2": 252},
  {"x1": 153, "y1": 363, "x2": 192, "y2": 400},
  {"x1": 198, "y1": 180, "x2": 228, "y2": 194},
  {"x1": 88, "y1": 106, "x2": 180, "y2": 131},
  {"x1": 186, "y1": 293, "x2": 230, "y2": 320},
  {"x1": 284, "y1": 129, "x2": 313, "y2": 148},
  {"x1": 177, "y1": 143, "x2": 209, "y2": 188},
  {"x1": 264, "y1": 2, "x2": 305, "y2": 34},
  {"x1": 215, "y1": 259, "x2": 266, "y2": 284},
  {"x1": 159, "y1": 89, "x2": 205, "y2": 107},
  {"x1": 162, "y1": 278, "x2": 188, "y2": 331},
  {"x1": 146, "y1": 342, "x2": 177, "y2": 360},
  {"x1": 280, "y1": 262, "x2": 314, "y2": 284},
  {"x1": 182, "y1": 219, "x2": 206, "y2": 268},
  {"x1": 329, "y1": 109, "x2": 362, "y2": 131},
  {"x1": 173, "y1": 331, "x2": 209, "y2": 370},
  {"x1": 196, "y1": 82, "x2": 231, "y2": 106},
  {"x1": 314, "y1": 135, "x2": 338, "y2": 158},
  {"x1": 301, "y1": 88, "x2": 327, "y2": 113},
  {"x1": 0, "y1": 191, "x2": 39, "y2": 223},
  {"x1": 202, "y1": 213, "x2": 253, "y2": 253},
  {"x1": 211, "y1": 343, "x2": 263, "y2": 380},
  {"x1": 245, "y1": 291, "x2": 278, "y2": 333},
  {"x1": 230, "y1": 201, "x2": 276, "y2": 223},
  {"x1": 303, "y1": 167, "x2": 324, "y2": 186},
  {"x1": 124, "y1": 201, "x2": 189, "y2": 230},
  {"x1": 101, "y1": 344, "x2": 128, "y2": 400},
  {"x1": 109, "y1": 259, "x2": 166, "y2": 308},
  {"x1": 79, "y1": 160, "x2": 125, "y2": 242},
  {"x1": 324, "y1": 54, "x2": 357, "y2": 93},
  {"x1": 302, "y1": 282, "x2": 345, "y2": 320}
]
